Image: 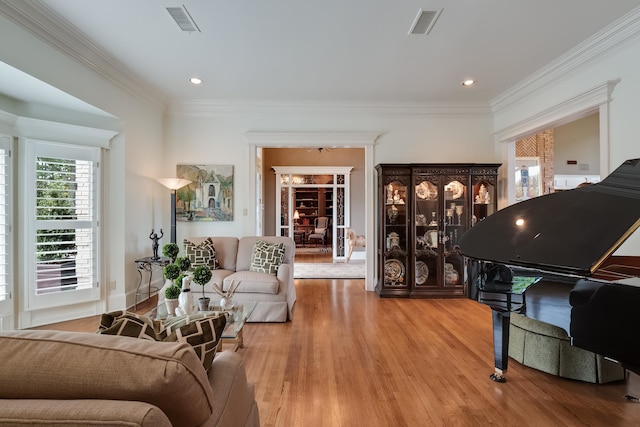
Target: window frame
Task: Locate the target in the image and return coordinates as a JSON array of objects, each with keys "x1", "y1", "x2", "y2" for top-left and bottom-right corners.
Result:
[
  {"x1": 0, "y1": 135, "x2": 12, "y2": 328},
  {"x1": 24, "y1": 139, "x2": 101, "y2": 311}
]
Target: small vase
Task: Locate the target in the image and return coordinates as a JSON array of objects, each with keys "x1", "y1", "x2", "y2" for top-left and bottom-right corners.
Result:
[
  {"x1": 198, "y1": 297, "x2": 210, "y2": 311},
  {"x1": 220, "y1": 296, "x2": 234, "y2": 310}
]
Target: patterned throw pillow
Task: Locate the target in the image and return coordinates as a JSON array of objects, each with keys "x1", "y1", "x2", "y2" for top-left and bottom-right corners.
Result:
[
  {"x1": 249, "y1": 240, "x2": 285, "y2": 275},
  {"x1": 184, "y1": 238, "x2": 219, "y2": 270},
  {"x1": 159, "y1": 314, "x2": 227, "y2": 371},
  {"x1": 97, "y1": 310, "x2": 227, "y2": 371},
  {"x1": 97, "y1": 310, "x2": 161, "y2": 341}
]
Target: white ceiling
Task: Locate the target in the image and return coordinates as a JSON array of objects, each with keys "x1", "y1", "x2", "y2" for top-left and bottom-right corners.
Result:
[{"x1": 3, "y1": 0, "x2": 640, "y2": 110}]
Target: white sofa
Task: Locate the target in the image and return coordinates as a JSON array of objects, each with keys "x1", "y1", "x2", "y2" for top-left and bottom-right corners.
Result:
[{"x1": 160, "y1": 236, "x2": 296, "y2": 322}]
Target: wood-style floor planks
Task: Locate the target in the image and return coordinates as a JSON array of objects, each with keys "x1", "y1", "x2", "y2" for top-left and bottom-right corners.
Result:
[
  {"x1": 31, "y1": 254, "x2": 640, "y2": 426},
  {"x1": 242, "y1": 279, "x2": 640, "y2": 427}
]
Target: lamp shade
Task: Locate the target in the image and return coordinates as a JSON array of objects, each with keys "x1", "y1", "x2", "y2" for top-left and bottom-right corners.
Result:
[
  {"x1": 157, "y1": 177, "x2": 192, "y2": 190},
  {"x1": 293, "y1": 210, "x2": 300, "y2": 220}
]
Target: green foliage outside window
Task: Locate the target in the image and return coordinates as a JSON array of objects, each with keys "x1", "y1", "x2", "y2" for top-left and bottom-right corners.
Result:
[{"x1": 36, "y1": 157, "x2": 77, "y2": 262}]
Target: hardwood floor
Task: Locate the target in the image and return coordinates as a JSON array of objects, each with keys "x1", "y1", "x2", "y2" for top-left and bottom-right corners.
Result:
[{"x1": 32, "y1": 257, "x2": 640, "y2": 426}]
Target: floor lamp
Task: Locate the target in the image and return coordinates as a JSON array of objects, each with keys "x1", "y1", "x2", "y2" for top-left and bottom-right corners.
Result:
[{"x1": 157, "y1": 178, "x2": 192, "y2": 244}]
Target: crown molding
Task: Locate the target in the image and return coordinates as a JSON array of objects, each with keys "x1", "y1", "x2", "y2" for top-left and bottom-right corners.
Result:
[
  {"x1": 244, "y1": 131, "x2": 380, "y2": 147},
  {"x1": 491, "y1": 6, "x2": 640, "y2": 114},
  {"x1": 494, "y1": 80, "x2": 618, "y2": 142},
  {"x1": 168, "y1": 99, "x2": 492, "y2": 117},
  {"x1": 0, "y1": 0, "x2": 166, "y2": 110}
]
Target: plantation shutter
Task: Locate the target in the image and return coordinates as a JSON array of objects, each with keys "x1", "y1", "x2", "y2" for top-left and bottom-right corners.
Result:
[
  {"x1": 0, "y1": 138, "x2": 9, "y2": 307},
  {"x1": 27, "y1": 141, "x2": 100, "y2": 309}
]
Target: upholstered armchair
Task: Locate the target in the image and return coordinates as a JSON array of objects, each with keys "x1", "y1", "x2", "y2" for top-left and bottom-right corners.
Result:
[{"x1": 308, "y1": 216, "x2": 329, "y2": 245}]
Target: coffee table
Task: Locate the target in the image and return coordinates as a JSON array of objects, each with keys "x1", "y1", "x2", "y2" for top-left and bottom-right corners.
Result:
[{"x1": 150, "y1": 301, "x2": 257, "y2": 352}]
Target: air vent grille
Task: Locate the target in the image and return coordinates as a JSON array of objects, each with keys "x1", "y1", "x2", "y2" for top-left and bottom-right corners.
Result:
[
  {"x1": 408, "y1": 9, "x2": 443, "y2": 35},
  {"x1": 164, "y1": 5, "x2": 200, "y2": 33}
]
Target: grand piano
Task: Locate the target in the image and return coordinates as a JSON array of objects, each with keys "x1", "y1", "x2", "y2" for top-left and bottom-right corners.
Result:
[{"x1": 458, "y1": 158, "x2": 640, "y2": 382}]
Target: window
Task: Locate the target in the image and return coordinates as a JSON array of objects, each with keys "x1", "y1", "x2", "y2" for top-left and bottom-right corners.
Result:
[{"x1": 26, "y1": 141, "x2": 100, "y2": 309}]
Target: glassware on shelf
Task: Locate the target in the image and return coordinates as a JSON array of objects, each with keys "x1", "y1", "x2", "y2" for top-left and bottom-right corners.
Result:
[
  {"x1": 455, "y1": 205, "x2": 463, "y2": 225},
  {"x1": 429, "y1": 211, "x2": 437, "y2": 226},
  {"x1": 387, "y1": 205, "x2": 399, "y2": 223},
  {"x1": 446, "y1": 208, "x2": 454, "y2": 225}
]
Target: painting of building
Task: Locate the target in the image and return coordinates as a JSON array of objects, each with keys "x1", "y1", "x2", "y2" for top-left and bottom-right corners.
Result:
[{"x1": 176, "y1": 164, "x2": 234, "y2": 221}]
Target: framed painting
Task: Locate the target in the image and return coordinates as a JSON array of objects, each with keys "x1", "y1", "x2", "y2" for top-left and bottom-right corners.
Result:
[
  {"x1": 515, "y1": 157, "x2": 542, "y2": 201},
  {"x1": 176, "y1": 164, "x2": 234, "y2": 221}
]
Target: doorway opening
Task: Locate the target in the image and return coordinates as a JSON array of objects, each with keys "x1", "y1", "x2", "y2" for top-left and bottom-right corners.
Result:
[{"x1": 245, "y1": 131, "x2": 377, "y2": 287}]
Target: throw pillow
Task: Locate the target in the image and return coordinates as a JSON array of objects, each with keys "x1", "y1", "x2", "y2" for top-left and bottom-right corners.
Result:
[
  {"x1": 159, "y1": 313, "x2": 227, "y2": 371},
  {"x1": 97, "y1": 310, "x2": 160, "y2": 341},
  {"x1": 161, "y1": 311, "x2": 225, "y2": 332},
  {"x1": 98, "y1": 310, "x2": 227, "y2": 371},
  {"x1": 249, "y1": 240, "x2": 285, "y2": 275},
  {"x1": 184, "y1": 238, "x2": 219, "y2": 270}
]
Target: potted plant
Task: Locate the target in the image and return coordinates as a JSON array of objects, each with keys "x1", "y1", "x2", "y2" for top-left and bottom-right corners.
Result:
[
  {"x1": 192, "y1": 265, "x2": 213, "y2": 311},
  {"x1": 175, "y1": 256, "x2": 191, "y2": 272},
  {"x1": 163, "y1": 263, "x2": 182, "y2": 314},
  {"x1": 162, "y1": 243, "x2": 180, "y2": 263},
  {"x1": 163, "y1": 263, "x2": 181, "y2": 285},
  {"x1": 164, "y1": 283, "x2": 181, "y2": 315}
]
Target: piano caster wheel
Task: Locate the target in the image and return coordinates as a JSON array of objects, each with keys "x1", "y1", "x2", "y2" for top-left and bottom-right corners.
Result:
[{"x1": 490, "y1": 373, "x2": 506, "y2": 383}]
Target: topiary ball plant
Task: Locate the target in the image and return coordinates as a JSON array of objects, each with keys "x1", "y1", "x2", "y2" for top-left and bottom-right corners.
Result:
[
  {"x1": 163, "y1": 263, "x2": 181, "y2": 282},
  {"x1": 175, "y1": 256, "x2": 191, "y2": 272},
  {"x1": 162, "y1": 243, "x2": 179, "y2": 262},
  {"x1": 192, "y1": 265, "x2": 213, "y2": 299},
  {"x1": 164, "y1": 284, "x2": 181, "y2": 300},
  {"x1": 174, "y1": 273, "x2": 187, "y2": 288}
]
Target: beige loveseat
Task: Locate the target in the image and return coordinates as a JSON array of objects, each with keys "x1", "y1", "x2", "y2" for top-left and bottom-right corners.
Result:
[
  {"x1": 0, "y1": 329, "x2": 259, "y2": 427},
  {"x1": 160, "y1": 236, "x2": 296, "y2": 322}
]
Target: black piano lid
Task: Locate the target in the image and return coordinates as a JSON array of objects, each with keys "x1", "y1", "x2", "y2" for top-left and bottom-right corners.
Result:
[{"x1": 458, "y1": 158, "x2": 640, "y2": 277}]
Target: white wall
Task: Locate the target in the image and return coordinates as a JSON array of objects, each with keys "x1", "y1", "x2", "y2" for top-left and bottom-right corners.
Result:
[
  {"x1": 165, "y1": 105, "x2": 498, "y2": 241},
  {"x1": 164, "y1": 104, "x2": 498, "y2": 292},
  {"x1": 554, "y1": 113, "x2": 600, "y2": 175},
  {"x1": 0, "y1": 13, "x2": 165, "y2": 325}
]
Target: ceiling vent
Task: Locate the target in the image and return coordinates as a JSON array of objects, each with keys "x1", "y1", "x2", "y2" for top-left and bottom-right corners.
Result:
[
  {"x1": 408, "y1": 8, "x2": 443, "y2": 36},
  {"x1": 164, "y1": 5, "x2": 201, "y2": 32}
]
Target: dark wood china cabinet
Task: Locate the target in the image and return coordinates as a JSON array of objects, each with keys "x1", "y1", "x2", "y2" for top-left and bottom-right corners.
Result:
[{"x1": 375, "y1": 163, "x2": 501, "y2": 298}]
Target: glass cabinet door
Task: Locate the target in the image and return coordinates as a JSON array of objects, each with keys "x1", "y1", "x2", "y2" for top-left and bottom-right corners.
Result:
[
  {"x1": 383, "y1": 180, "x2": 408, "y2": 289},
  {"x1": 442, "y1": 176, "x2": 468, "y2": 290},
  {"x1": 414, "y1": 178, "x2": 439, "y2": 289}
]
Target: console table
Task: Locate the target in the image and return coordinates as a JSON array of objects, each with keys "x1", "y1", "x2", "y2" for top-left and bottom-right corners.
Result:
[{"x1": 134, "y1": 256, "x2": 171, "y2": 309}]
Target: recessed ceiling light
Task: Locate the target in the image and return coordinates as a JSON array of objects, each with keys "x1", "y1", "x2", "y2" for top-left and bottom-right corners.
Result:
[
  {"x1": 462, "y1": 79, "x2": 475, "y2": 87},
  {"x1": 189, "y1": 77, "x2": 203, "y2": 85}
]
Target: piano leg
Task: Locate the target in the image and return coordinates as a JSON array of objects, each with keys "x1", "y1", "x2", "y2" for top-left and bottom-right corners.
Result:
[{"x1": 490, "y1": 309, "x2": 510, "y2": 383}]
